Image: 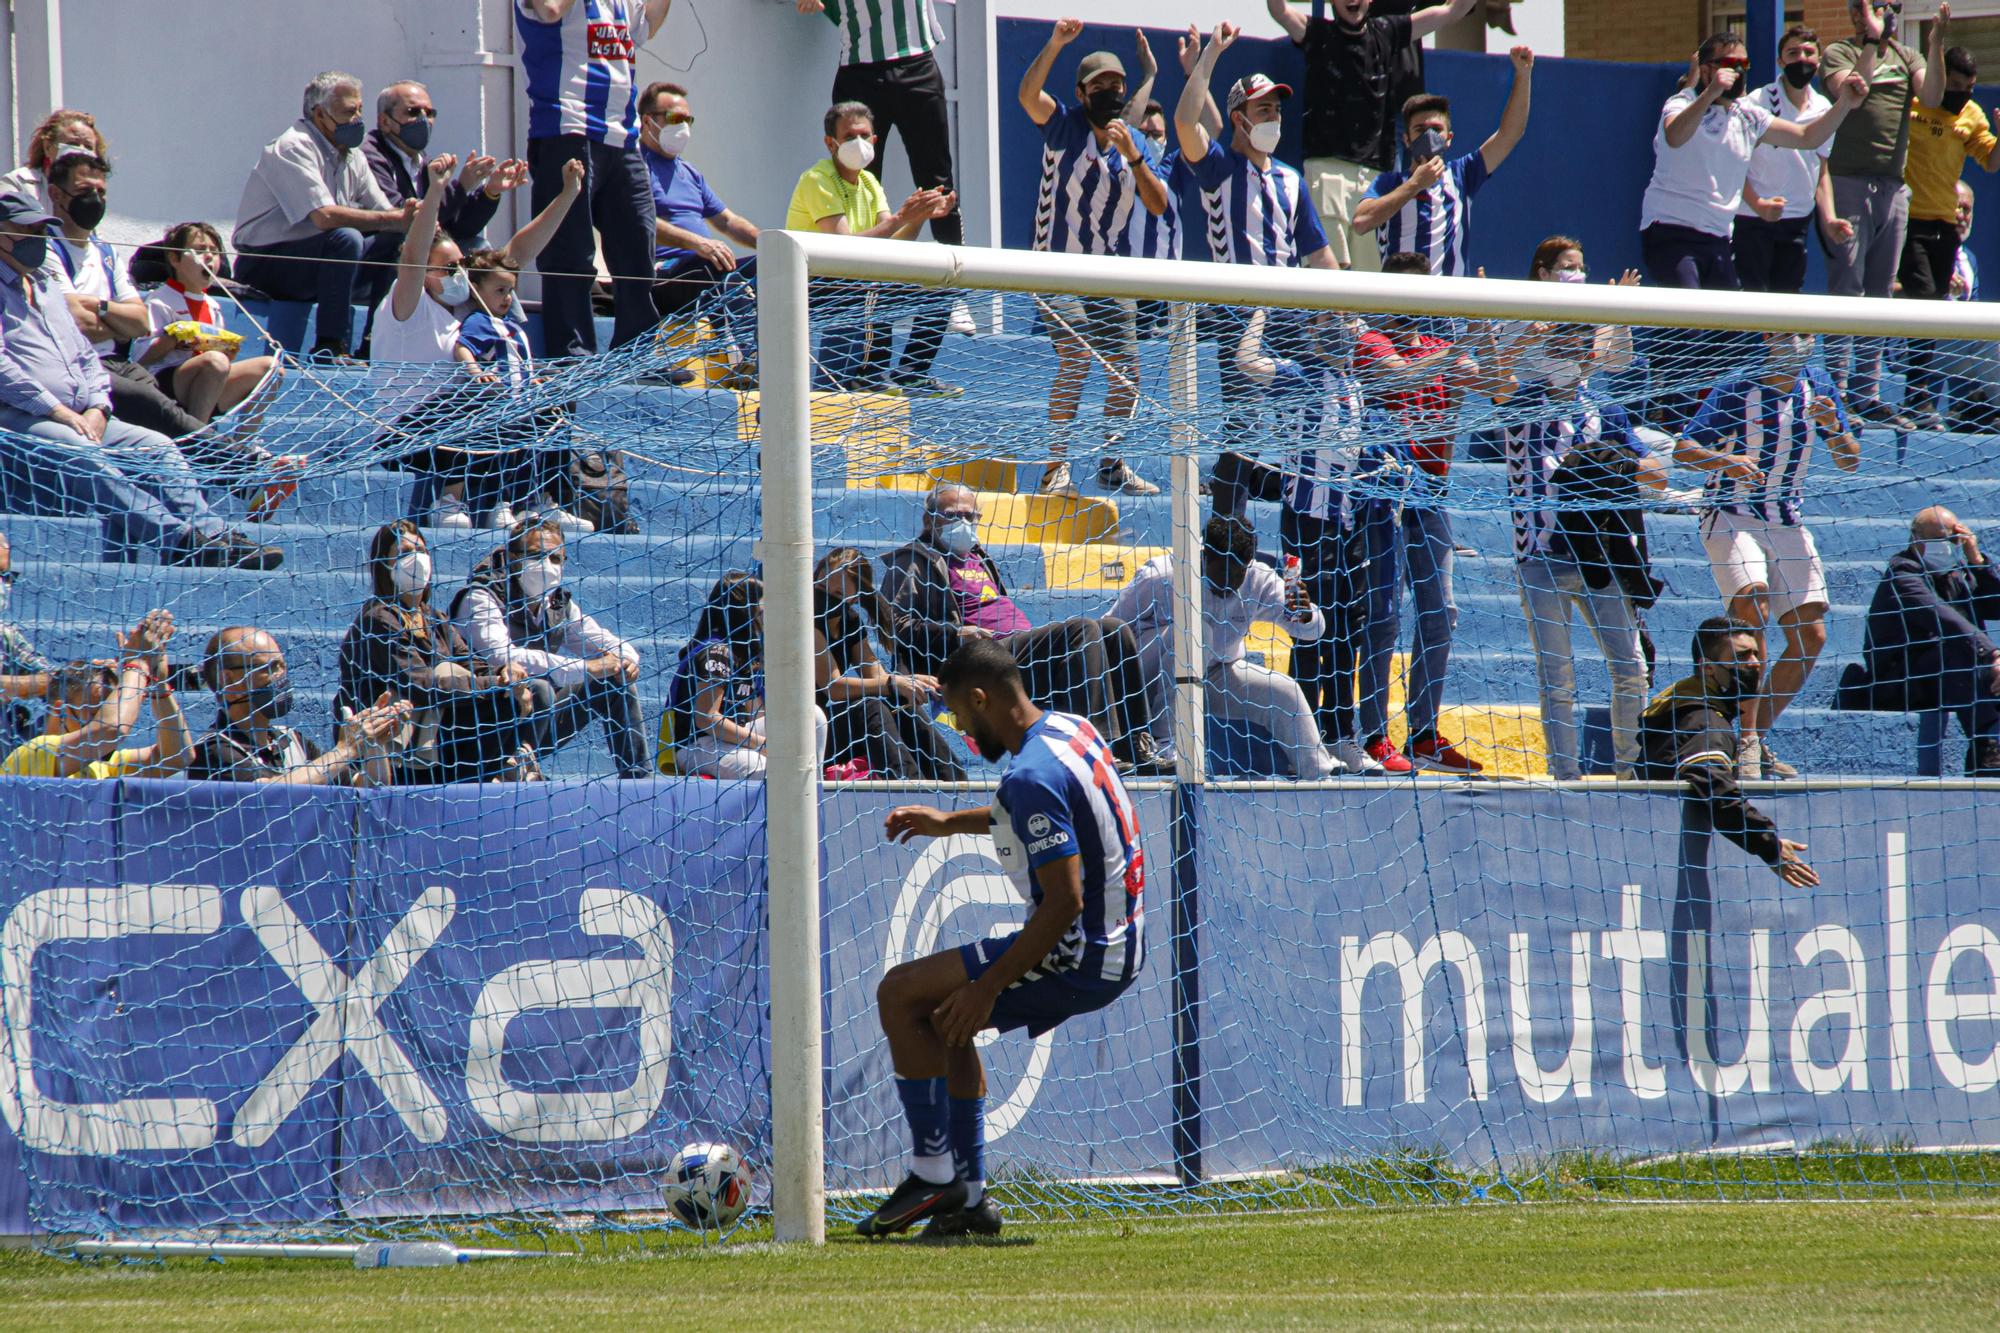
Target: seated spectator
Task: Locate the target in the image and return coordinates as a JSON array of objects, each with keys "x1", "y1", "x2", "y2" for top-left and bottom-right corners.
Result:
[
  {"x1": 1110, "y1": 514, "x2": 1337, "y2": 780},
  {"x1": 376, "y1": 153, "x2": 588, "y2": 532},
  {"x1": 1849, "y1": 506, "x2": 2000, "y2": 776},
  {"x1": 786, "y1": 101, "x2": 958, "y2": 395},
  {"x1": 450, "y1": 514, "x2": 649, "y2": 778},
  {"x1": 1, "y1": 609, "x2": 189, "y2": 779},
  {"x1": 364, "y1": 80, "x2": 510, "y2": 248},
  {"x1": 189, "y1": 625, "x2": 408, "y2": 784},
  {"x1": 878, "y1": 484, "x2": 1166, "y2": 771},
  {"x1": 338, "y1": 521, "x2": 546, "y2": 784},
  {"x1": 0, "y1": 194, "x2": 281, "y2": 569},
  {"x1": 233, "y1": 71, "x2": 413, "y2": 362},
  {"x1": 0, "y1": 531, "x2": 52, "y2": 751},
  {"x1": 814, "y1": 546, "x2": 965, "y2": 781},
  {"x1": 662, "y1": 570, "x2": 827, "y2": 779},
  {"x1": 641, "y1": 81, "x2": 761, "y2": 376},
  {"x1": 1352, "y1": 45, "x2": 1534, "y2": 275},
  {"x1": 0, "y1": 109, "x2": 106, "y2": 212},
  {"x1": 1944, "y1": 180, "x2": 2000, "y2": 430}
]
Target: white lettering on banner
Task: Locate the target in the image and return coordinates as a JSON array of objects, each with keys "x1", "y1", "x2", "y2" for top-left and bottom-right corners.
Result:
[
  {"x1": 1601, "y1": 883, "x2": 1669, "y2": 1101},
  {"x1": 232, "y1": 885, "x2": 453, "y2": 1148},
  {"x1": 1888, "y1": 831, "x2": 1912, "y2": 1091},
  {"x1": 0, "y1": 884, "x2": 223, "y2": 1155},
  {"x1": 1791, "y1": 926, "x2": 1868, "y2": 1094},
  {"x1": 465, "y1": 889, "x2": 675, "y2": 1142},
  {"x1": 1686, "y1": 929, "x2": 1773, "y2": 1097},
  {"x1": 1338, "y1": 931, "x2": 1487, "y2": 1106},
  {"x1": 885, "y1": 834, "x2": 1052, "y2": 1141},
  {"x1": 1927, "y1": 924, "x2": 2000, "y2": 1093},
  {"x1": 1508, "y1": 932, "x2": 1593, "y2": 1104}
]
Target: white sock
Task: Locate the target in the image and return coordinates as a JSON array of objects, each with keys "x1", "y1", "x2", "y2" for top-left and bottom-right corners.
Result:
[
  {"x1": 911, "y1": 1153, "x2": 955, "y2": 1185},
  {"x1": 962, "y1": 1178, "x2": 985, "y2": 1206}
]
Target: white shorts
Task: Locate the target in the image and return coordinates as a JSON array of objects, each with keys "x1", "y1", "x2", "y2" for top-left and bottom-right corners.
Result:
[{"x1": 1700, "y1": 511, "x2": 1828, "y2": 617}]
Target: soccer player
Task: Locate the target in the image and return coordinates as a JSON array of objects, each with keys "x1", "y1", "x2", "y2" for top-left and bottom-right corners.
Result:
[
  {"x1": 1675, "y1": 331, "x2": 1859, "y2": 778},
  {"x1": 862, "y1": 638, "x2": 1144, "y2": 1239}
]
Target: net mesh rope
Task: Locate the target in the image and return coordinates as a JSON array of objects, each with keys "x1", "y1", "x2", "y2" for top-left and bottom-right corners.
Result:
[{"x1": 2, "y1": 275, "x2": 1999, "y2": 1246}]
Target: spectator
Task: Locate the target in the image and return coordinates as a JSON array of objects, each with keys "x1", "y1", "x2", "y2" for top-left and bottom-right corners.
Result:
[
  {"x1": 1734, "y1": 25, "x2": 1841, "y2": 294},
  {"x1": 1493, "y1": 322, "x2": 1667, "y2": 780},
  {"x1": 1486, "y1": 235, "x2": 1642, "y2": 389},
  {"x1": 450, "y1": 514, "x2": 650, "y2": 777},
  {"x1": 1110, "y1": 513, "x2": 1337, "y2": 780},
  {"x1": 0, "y1": 609, "x2": 189, "y2": 779},
  {"x1": 639, "y1": 81, "x2": 762, "y2": 375},
  {"x1": 797, "y1": 0, "x2": 964, "y2": 359},
  {"x1": 188, "y1": 625, "x2": 408, "y2": 785},
  {"x1": 785, "y1": 101, "x2": 957, "y2": 394},
  {"x1": 1901, "y1": 19, "x2": 1998, "y2": 426},
  {"x1": 1638, "y1": 616, "x2": 1821, "y2": 885},
  {"x1": 1176, "y1": 26, "x2": 1336, "y2": 511},
  {"x1": 1822, "y1": 0, "x2": 1926, "y2": 423},
  {"x1": 878, "y1": 484, "x2": 1166, "y2": 771},
  {"x1": 1944, "y1": 181, "x2": 2000, "y2": 429},
  {"x1": 364, "y1": 81, "x2": 508, "y2": 248},
  {"x1": 0, "y1": 532, "x2": 52, "y2": 750},
  {"x1": 1675, "y1": 331, "x2": 1861, "y2": 778},
  {"x1": 234, "y1": 71, "x2": 412, "y2": 362},
  {"x1": 1263, "y1": 0, "x2": 1478, "y2": 273},
  {"x1": 1352, "y1": 44, "x2": 1534, "y2": 275},
  {"x1": 1017, "y1": 20, "x2": 1167, "y2": 498},
  {"x1": 1232, "y1": 308, "x2": 1400, "y2": 774},
  {"x1": 514, "y1": 0, "x2": 672, "y2": 357},
  {"x1": 337, "y1": 521, "x2": 547, "y2": 784},
  {"x1": 0, "y1": 110, "x2": 106, "y2": 212},
  {"x1": 662, "y1": 570, "x2": 827, "y2": 778},
  {"x1": 0, "y1": 194, "x2": 281, "y2": 570},
  {"x1": 375, "y1": 153, "x2": 590, "y2": 531},
  {"x1": 1849, "y1": 506, "x2": 2000, "y2": 775},
  {"x1": 814, "y1": 546, "x2": 965, "y2": 781}
]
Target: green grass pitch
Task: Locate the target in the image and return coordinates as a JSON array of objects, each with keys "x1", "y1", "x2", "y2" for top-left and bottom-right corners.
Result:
[{"x1": 9, "y1": 1201, "x2": 2000, "y2": 1331}]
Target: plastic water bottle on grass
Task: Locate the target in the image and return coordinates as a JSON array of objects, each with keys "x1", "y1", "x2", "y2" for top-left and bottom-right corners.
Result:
[{"x1": 353, "y1": 1240, "x2": 463, "y2": 1268}]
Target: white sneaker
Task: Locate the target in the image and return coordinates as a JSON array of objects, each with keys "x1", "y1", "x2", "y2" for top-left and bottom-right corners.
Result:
[
  {"x1": 1038, "y1": 462, "x2": 1078, "y2": 498},
  {"x1": 1737, "y1": 733, "x2": 1763, "y2": 781},
  {"x1": 484, "y1": 503, "x2": 517, "y2": 530},
  {"x1": 1332, "y1": 738, "x2": 1386, "y2": 775},
  {"x1": 949, "y1": 300, "x2": 978, "y2": 336},
  {"x1": 543, "y1": 505, "x2": 596, "y2": 535},
  {"x1": 429, "y1": 494, "x2": 473, "y2": 530}
]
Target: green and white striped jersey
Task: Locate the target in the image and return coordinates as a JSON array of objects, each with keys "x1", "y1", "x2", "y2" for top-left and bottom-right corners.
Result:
[{"x1": 820, "y1": 0, "x2": 943, "y2": 66}]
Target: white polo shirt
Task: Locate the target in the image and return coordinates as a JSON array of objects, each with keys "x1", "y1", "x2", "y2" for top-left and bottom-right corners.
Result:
[
  {"x1": 42, "y1": 233, "x2": 137, "y2": 355},
  {"x1": 1738, "y1": 81, "x2": 1833, "y2": 223},
  {"x1": 1641, "y1": 90, "x2": 1776, "y2": 237}
]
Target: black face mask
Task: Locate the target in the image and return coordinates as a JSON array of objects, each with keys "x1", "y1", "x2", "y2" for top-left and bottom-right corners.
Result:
[
  {"x1": 4, "y1": 233, "x2": 47, "y2": 272},
  {"x1": 1942, "y1": 90, "x2": 1974, "y2": 115},
  {"x1": 398, "y1": 117, "x2": 433, "y2": 152},
  {"x1": 240, "y1": 678, "x2": 294, "y2": 721},
  {"x1": 1783, "y1": 61, "x2": 1818, "y2": 90},
  {"x1": 64, "y1": 189, "x2": 106, "y2": 232},
  {"x1": 1712, "y1": 664, "x2": 1762, "y2": 701},
  {"x1": 1085, "y1": 88, "x2": 1124, "y2": 128}
]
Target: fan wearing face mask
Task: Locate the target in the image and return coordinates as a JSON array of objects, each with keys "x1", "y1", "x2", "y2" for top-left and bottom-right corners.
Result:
[
  {"x1": 187, "y1": 625, "x2": 409, "y2": 786},
  {"x1": 1733, "y1": 25, "x2": 1843, "y2": 296},
  {"x1": 363, "y1": 81, "x2": 512, "y2": 250}
]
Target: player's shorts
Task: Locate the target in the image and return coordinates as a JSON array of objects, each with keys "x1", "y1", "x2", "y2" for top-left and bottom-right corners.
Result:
[
  {"x1": 1042, "y1": 294, "x2": 1137, "y2": 359},
  {"x1": 1700, "y1": 511, "x2": 1828, "y2": 617},
  {"x1": 960, "y1": 933, "x2": 1133, "y2": 1038}
]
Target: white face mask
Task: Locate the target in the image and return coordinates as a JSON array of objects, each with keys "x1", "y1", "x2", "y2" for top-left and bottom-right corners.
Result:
[
  {"x1": 436, "y1": 267, "x2": 470, "y2": 307},
  {"x1": 391, "y1": 550, "x2": 432, "y2": 596},
  {"x1": 836, "y1": 136, "x2": 875, "y2": 172},
  {"x1": 938, "y1": 517, "x2": 978, "y2": 555},
  {"x1": 659, "y1": 121, "x2": 693, "y2": 157},
  {"x1": 516, "y1": 555, "x2": 562, "y2": 599},
  {"x1": 1544, "y1": 359, "x2": 1584, "y2": 390},
  {"x1": 1553, "y1": 269, "x2": 1588, "y2": 284},
  {"x1": 1916, "y1": 538, "x2": 1962, "y2": 573},
  {"x1": 1247, "y1": 120, "x2": 1283, "y2": 155}
]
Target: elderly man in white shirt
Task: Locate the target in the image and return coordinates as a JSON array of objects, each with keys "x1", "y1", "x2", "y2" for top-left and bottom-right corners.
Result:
[
  {"x1": 234, "y1": 70, "x2": 413, "y2": 361},
  {"x1": 1108, "y1": 512, "x2": 1336, "y2": 780}
]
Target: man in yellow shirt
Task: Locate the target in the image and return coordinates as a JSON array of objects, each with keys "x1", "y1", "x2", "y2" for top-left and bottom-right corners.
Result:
[
  {"x1": 1, "y1": 608, "x2": 191, "y2": 779},
  {"x1": 1903, "y1": 9, "x2": 1999, "y2": 425},
  {"x1": 786, "y1": 100, "x2": 958, "y2": 394}
]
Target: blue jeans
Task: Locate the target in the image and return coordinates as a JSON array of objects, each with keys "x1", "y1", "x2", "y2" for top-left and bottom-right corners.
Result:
[
  {"x1": 537, "y1": 674, "x2": 649, "y2": 778},
  {"x1": 1285, "y1": 503, "x2": 1401, "y2": 745},
  {"x1": 1516, "y1": 553, "x2": 1646, "y2": 780},
  {"x1": 655, "y1": 253, "x2": 758, "y2": 358},
  {"x1": 234, "y1": 227, "x2": 401, "y2": 352},
  {"x1": 0, "y1": 407, "x2": 227, "y2": 555},
  {"x1": 809, "y1": 280, "x2": 945, "y2": 391},
  {"x1": 1401, "y1": 502, "x2": 1457, "y2": 742}
]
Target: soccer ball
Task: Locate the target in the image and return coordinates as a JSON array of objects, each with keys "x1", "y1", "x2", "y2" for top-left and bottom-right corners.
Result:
[{"x1": 663, "y1": 1142, "x2": 753, "y2": 1231}]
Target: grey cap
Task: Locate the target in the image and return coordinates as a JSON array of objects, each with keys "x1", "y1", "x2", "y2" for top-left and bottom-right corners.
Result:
[{"x1": 1076, "y1": 50, "x2": 1127, "y2": 88}]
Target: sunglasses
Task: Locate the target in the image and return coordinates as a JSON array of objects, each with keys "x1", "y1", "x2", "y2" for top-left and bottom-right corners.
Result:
[
  {"x1": 1712, "y1": 56, "x2": 1751, "y2": 70},
  {"x1": 400, "y1": 107, "x2": 438, "y2": 121}
]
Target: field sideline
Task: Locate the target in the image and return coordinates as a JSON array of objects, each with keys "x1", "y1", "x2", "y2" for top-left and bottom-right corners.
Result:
[{"x1": 8, "y1": 1201, "x2": 2000, "y2": 1331}]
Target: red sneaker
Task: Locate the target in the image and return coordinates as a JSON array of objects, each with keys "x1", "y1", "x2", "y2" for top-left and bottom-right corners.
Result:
[
  {"x1": 1364, "y1": 737, "x2": 1414, "y2": 774},
  {"x1": 1408, "y1": 735, "x2": 1484, "y2": 775}
]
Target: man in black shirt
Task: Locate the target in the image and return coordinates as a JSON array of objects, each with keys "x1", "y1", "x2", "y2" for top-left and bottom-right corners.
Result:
[
  {"x1": 1638, "y1": 616, "x2": 1818, "y2": 886},
  {"x1": 1264, "y1": 0, "x2": 1478, "y2": 272}
]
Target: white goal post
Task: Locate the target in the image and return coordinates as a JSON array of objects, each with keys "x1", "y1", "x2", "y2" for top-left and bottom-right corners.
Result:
[{"x1": 753, "y1": 229, "x2": 2000, "y2": 1245}]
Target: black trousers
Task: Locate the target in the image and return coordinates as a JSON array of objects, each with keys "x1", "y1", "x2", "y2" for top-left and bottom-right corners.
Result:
[
  {"x1": 995, "y1": 616, "x2": 1151, "y2": 746},
  {"x1": 1208, "y1": 308, "x2": 1314, "y2": 517},
  {"x1": 1875, "y1": 641, "x2": 2000, "y2": 751},
  {"x1": 1900, "y1": 218, "x2": 1961, "y2": 413},
  {"x1": 824, "y1": 693, "x2": 967, "y2": 780},
  {"x1": 527, "y1": 135, "x2": 659, "y2": 357},
  {"x1": 1731, "y1": 214, "x2": 1811, "y2": 294}
]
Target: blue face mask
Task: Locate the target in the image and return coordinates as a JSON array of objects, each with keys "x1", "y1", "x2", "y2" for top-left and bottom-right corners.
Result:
[
  {"x1": 5, "y1": 233, "x2": 47, "y2": 274},
  {"x1": 326, "y1": 115, "x2": 366, "y2": 151},
  {"x1": 1917, "y1": 539, "x2": 1962, "y2": 573},
  {"x1": 398, "y1": 117, "x2": 433, "y2": 153},
  {"x1": 938, "y1": 517, "x2": 977, "y2": 555}
]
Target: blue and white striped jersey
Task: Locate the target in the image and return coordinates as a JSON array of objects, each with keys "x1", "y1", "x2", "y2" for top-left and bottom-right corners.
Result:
[
  {"x1": 989, "y1": 711, "x2": 1145, "y2": 989},
  {"x1": 1269, "y1": 359, "x2": 1400, "y2": 528},
  {"x1": 1185, "y1": 141, "x2": 1330, "y2": 267},
  {"x1": 515, "y1": 0, "x2": 641, "y2": 148},
  {"x1": 1032, "y1": 102, "x2": 1140, "y2": 257},
  {"x1": 1361, "y1": 150, "x2": 1491, "y2": 275},
  {"x1": 1687, "y1": 368, "x2": 1850, "y2": 527},
  {"x1": 1504, "y1": 389, "x2": 1646, "y2": 560},
  {"x1": 1126, "y1": 136, "x2": 1184, "y2": 261}
]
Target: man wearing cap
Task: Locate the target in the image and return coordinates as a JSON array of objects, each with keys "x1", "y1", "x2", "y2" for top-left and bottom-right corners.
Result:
[
  {"x1": 1176, "y1": 24, "x2": 1335, "y2": 516},
  {"x1": 1018, "y1": 19, "x2": 1169, "y2": 499},
  {"x1": 0, "y1": 193, "x2": 281, "y2": 570},
  {"x1": 1265, "y1": 0, "x2": 1480, "y2": 274}
]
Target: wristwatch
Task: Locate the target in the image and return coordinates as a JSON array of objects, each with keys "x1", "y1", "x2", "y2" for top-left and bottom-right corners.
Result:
[{"x1": 95, "y1": 298, "x2": 108, "y2": 319}]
